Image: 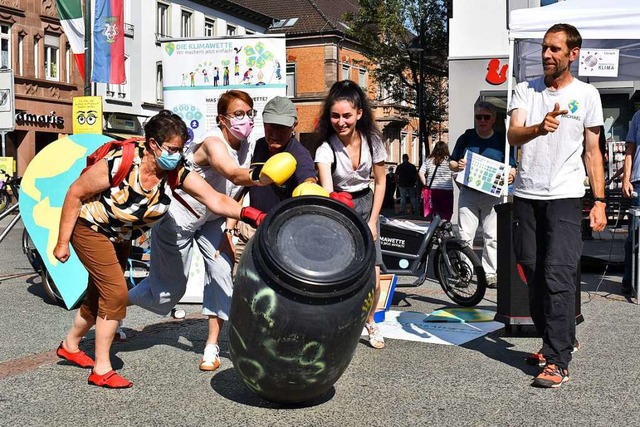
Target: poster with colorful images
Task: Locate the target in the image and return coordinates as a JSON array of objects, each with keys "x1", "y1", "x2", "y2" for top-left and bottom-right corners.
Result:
[
  {"x1": 162, "y1": 35, "x2": 287, "y2": 145},
  {"x1": 455, "y1": 151, "x2": 509, "y2": 197}
]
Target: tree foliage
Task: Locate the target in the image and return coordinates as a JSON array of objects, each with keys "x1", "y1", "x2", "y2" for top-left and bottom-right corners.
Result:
[{"x1": 344, "y1": 0, "x2": 448, "y2": 147}]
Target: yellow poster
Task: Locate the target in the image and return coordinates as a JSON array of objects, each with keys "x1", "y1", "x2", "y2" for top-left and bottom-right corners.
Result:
[
  {"x1": 72, "y1": 96, "x2": 103, "y2": 134},
  {"x1": 0, "y1": 156, "x2": 14, "y2": 175}
]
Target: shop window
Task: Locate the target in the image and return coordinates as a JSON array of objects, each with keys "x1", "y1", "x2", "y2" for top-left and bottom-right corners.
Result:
[
  {"x1": 45, "y1": 34, "x2": 60, "y2": 81},
  {"x1": 286, "y1": 63, "x2": 296, "y2": 97}
]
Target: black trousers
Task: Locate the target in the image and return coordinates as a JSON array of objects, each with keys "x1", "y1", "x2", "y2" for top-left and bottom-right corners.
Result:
[{"x1": 512, "y1": 197, "x2": 582, "y2": 370}]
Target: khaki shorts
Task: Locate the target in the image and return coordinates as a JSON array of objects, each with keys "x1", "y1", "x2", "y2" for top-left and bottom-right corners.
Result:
[{"x1": 71, "y1": 222, "x2": 131, "y2": 322}]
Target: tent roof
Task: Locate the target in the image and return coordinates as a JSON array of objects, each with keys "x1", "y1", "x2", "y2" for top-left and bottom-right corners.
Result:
[
  {"x1": 508, "y1": 0, "x2": 640, "y2": 82},
  {"x1": 509, "y1": 0, "x2": 640, "y2": 40}
]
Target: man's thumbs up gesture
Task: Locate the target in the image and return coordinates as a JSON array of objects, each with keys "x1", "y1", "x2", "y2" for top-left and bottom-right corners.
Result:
[{"x1": 538, "y1": 102, "x2": 568, "y2": 135}]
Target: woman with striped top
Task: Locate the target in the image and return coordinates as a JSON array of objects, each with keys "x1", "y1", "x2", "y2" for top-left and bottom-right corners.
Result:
[{"x1": 419, "y1": 141, "x2": 454, "y2": 220}]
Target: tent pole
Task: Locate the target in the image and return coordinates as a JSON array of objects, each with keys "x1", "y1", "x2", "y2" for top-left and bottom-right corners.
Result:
[{"x1": 503, "y1": 37, "x2": 515, "y2": 203}]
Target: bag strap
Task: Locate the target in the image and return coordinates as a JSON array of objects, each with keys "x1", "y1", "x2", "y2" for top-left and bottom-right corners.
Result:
[
  {"x1": 166, "y1": 169, "x2": 201, "y2": 219},
  {"x1": 427, "y1": 162, "x2": 440, "y2": 188},
  {"x1": 111, "y1": 140, "x2": 137, "y2": 186}
]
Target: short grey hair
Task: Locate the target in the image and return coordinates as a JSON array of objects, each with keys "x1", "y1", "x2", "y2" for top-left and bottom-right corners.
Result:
[{"x1": 474, "y1": 101, "x2": 497, "y2": 117}]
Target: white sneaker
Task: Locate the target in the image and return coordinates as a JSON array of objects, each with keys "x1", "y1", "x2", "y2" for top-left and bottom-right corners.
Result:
[{"x1": 199, "y1": 344, "x2": 220, "y2": 371}]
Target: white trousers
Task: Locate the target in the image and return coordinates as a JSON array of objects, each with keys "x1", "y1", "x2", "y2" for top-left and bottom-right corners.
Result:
[
  {"x1": 128, "y1": 214, "x2": 233, "y2": 319},
  {"x1": 457, "y1": 187, "x2": 499, "y2": 278}
]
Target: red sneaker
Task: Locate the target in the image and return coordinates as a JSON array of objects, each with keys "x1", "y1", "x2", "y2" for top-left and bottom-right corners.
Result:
[
  {"x1": 531, "y1": 364, "x2": 569, "y2": 388},
  {"x1": 88, "y1": 370, "x2": 133, "y2": 389},
  {"x1": 56, "y1": 342, "x2": 94, "y2": 369}
]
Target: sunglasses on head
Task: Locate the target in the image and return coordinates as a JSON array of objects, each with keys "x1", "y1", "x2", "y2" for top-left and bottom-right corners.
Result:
[{"x1": 475, "y1": 114, "x2": 492, "y2": 121}]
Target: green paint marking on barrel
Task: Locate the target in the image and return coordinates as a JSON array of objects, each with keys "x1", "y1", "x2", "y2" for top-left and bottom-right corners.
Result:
[
  {"x1": 251, "y1": 288, "x2": 277, "y2": 327},
  {"x1": 299, "y1": 342, "x2": 324, "y2": 366},
  {"x1": 236, "y1": 356, "x2": 265, "y2": 393},
  {"x1": 362, "y1": 289, "x2": 375, "y2": 313},
  {"x1": 230, "y1": 324, "x2": 248, "y2": 350}
]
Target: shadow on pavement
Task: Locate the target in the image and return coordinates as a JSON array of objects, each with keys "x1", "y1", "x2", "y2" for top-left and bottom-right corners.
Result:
[{"x1": 210, "y1": 368, "x2": 335, "y2": 408}]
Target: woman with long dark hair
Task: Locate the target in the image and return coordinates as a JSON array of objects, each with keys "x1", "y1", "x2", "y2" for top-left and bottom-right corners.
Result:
[
  {"x1": 314, "y1": 80, "x2": 387, "y2": 349},
  {"x1": 419, "y1": 141, "x2": 454, "y2": 220}
]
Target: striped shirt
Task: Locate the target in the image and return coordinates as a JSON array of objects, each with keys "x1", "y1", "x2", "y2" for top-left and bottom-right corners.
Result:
[
  {"x1": 419, "y1": 157, "x2": 453, "y2": 190},
  {"x1": 79, "y1": 140, "x2": 190, "y2": 242}
]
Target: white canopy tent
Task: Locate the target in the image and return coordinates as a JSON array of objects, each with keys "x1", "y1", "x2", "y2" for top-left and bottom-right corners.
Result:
[
  {"x1": 501, "y1": 0, "x2": 640, "y2": 199},
  {"x1": 508, "y1": 0, "x2": 640, "y2": 84}
]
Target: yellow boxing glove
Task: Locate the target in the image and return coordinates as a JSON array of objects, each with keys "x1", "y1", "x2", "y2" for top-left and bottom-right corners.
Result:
[
  {"x1": 292, "y1": 182, "x2": 330, "y2": 197},
  {"x1": 260, "y1": 152, "x2": 297, "y2": 185}
]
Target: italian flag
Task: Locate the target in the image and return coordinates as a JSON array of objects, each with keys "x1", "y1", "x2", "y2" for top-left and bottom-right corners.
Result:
[{"x1": 55, "y1": 0, "x2": 85, "y2": 79}]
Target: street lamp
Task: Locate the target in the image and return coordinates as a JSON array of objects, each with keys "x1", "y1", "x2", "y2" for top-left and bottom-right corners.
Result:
[{"x1": 407, "y1": 36, "x2": 425, "y2": 164}]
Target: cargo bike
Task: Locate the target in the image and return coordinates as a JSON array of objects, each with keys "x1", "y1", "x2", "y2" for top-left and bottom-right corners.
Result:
[{"x1": 379, "y1": 214, "x2": 487, "y2": 307}]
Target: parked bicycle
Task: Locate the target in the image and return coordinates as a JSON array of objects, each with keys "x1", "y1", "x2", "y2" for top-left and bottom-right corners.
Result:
[
  {"x1": 0, "y1": 169, "x2": 11, "y2": 215},
  {"x1": 379, "y1": 214, "x2": 487, "y2": 307}
]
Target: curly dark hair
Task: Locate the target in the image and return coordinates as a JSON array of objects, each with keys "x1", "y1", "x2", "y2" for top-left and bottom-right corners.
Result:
[
  {"x1": 316, "y1": 80, "x2": 381, "y2": 147},
  {"x1": 144, "y1": 110, "x2": 189, "y2": 148}
]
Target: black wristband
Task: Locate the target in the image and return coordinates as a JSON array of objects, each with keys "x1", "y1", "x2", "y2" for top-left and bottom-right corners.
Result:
[{"x1": 593, "y1": 197, "x2": 607, "y2": 203}]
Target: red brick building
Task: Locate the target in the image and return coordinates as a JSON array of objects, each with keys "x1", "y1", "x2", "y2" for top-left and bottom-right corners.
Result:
[{"x1": 0, "y1": 0, "x2": 83, "y2": 175}]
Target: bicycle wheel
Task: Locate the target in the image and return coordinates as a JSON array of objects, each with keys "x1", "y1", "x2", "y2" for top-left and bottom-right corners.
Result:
[
  {"x1": 434, "y1": 240, "x2": 486, "y2": 307},
  {"x1": 41, "y1": 266, "x2": 64, "y2": 306},
  {"x1": 0, "y1": 190, "x2": 9, "y2": 214},
  {"x1": 42, "y1": 267, "x2": 83, "y2": 310},
  {"x1": 22, "y1": 229, "x2": 43, "y2": 273}
]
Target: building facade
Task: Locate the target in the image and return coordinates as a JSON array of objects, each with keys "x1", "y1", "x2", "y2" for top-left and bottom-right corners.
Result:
[
  {"x1": 0, "y1": 0, "x2": 271, "y2": 175},
  {"x1": 232, "y1": 0, "x2": 419, "y2": 166},
  {"x1": 0, "y1": 0, "x2": 83, "y2": 175}
]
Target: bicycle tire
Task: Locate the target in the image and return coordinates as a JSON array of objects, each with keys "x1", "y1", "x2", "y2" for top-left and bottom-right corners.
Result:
[
  {"x1": 0, "y1": 191, "x2": 9, "y2": 215},
  {"x1": 42, "y1": 267, "x2": 84, "y2": 310},
  {"x1": 22, "y1": 229, "x2": 43, "y2": 273},
  {"x1": 434, "y1": 240, "x2": 486, "y2": 307},
  {"x1": 41, "y1": 266, "x2": 64, "y2": 306}
]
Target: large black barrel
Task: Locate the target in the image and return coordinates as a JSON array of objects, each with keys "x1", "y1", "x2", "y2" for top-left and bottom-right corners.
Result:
[{"x1": 229, "y1": 196, "x2": 376, "y2": 404}]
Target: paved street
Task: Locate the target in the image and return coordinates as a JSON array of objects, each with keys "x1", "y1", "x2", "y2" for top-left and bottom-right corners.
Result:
[{"x1": 1, "y1": 211, "x2": 639, "y2": 427}]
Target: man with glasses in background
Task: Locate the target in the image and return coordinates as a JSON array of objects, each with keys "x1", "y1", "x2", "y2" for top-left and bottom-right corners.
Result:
[{"x1": 449, "y1": 101, "x2": 517, "y2": 289}]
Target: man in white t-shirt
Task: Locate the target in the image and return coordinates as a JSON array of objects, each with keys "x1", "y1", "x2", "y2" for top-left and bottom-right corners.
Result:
[{"x1": 507, "y1": 23, "x2": 606, "y2": 388}]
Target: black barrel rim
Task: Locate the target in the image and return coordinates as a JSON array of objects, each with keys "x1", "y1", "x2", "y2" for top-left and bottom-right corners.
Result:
[{"x1": 254, "y1": 196, "x2": 375, "y2": 298}]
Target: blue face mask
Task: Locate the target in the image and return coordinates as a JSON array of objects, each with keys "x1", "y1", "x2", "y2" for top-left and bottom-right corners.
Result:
[{"x1": 155, "y1": 148, "x2": 182, "y2": 170}]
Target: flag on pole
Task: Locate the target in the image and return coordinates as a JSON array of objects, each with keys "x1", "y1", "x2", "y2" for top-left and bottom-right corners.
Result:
[
  {"x1": 92, "y1": 0, "x2": 125, "y2": 84},
  {"x1": 54, "y1": 0, "x2": 85, "y2": 79}
]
